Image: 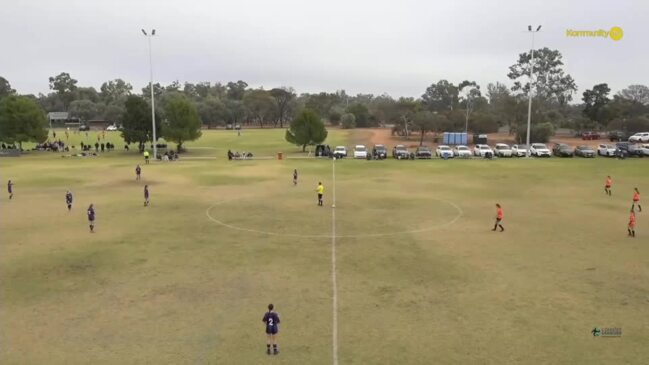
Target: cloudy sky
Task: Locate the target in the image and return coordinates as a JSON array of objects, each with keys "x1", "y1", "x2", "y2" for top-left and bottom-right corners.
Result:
[{"x1": 3, "y1": 0, "x2": 647, "y2": 99}]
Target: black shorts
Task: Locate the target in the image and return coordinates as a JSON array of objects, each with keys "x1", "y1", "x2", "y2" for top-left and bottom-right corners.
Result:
[
  {"x1": 318, "y1": 194, "x2": 323, "y2": 199},
  {"x1": 266, "y1": 326, "x2": 278, "y2": 335}
]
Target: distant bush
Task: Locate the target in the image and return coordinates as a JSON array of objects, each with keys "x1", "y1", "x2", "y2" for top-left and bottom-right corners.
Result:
[
  {"x1": 341, "y1": 113, "x2": 356, "y2": 129},
  {"x1": 469, "y1": 113, "x2": 499, "y2": 134},
  {"x1": 329, "y1": 111, "x2": 341, "y2": 126},
  {"x1": 516, "y1": 122, "x2": 555, "y2": 143}
]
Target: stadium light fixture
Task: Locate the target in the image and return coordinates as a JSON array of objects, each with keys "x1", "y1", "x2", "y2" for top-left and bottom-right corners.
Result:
[
  {"x1": 525, "y1": 25, "x2": 542, "y2": 158},
  {"x1": 142, "y1": 28, "x2": 158, "y2": 159}
]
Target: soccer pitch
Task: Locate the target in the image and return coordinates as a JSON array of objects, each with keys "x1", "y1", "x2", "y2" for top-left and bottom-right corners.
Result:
[{"x1": 2, "y1": 129, "x2": 649, "y2": 364}]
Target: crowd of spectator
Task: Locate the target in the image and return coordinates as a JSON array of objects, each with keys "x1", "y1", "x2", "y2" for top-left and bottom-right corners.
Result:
[{"x1": 227, "y1": 149, "x2": 254, "y2": 160}]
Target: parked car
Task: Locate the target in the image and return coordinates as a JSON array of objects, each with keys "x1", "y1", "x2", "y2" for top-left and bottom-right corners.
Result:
[
  {"x1": 493, "y1": 143, "x2": 513, "y2": 157},
  {"x1": 106, "y1": 124, "x2": 118, "y2": 131},
  {"x1": 581, "y1": 131, "x2": 600, "y2": 140},
  {"x1": 530, "y1": 143, "x2": 551, "y2": 157},
  {"x1": 641, "y1": 144, "x2": 649, "y2": 157},
  {"x1": 552, "y1": 143, "x2": 575, "y2": 157},
  {"x1": 372, "y1": 144, "x2": 388, "y2": 159},
  {"x1": 78, "y1": 124, "x2": 90, "y2": 131},
  {"x1": 473, "y1": 144, "x2": 494, "y2": 157},
  {"x1": 392, "y1": 144, "x2": 410, "y2": 159},
  {"x1": 607, "y1": 130, "x2": 628, "y2": 142},
  {"x1": 511, "y1": 144, "x2": 529, "y2": 157},
  {"x1": 416, "y1": 146, "x2": 433, "y2": 159},
  {"x1": 629, "y1": 132, "x2": 649, "y2": 143},
  {"x1": 435, "y1": 145, "x2": 454, "y2": 158},
  {"x1": 333, "y1": 146, "x2": 347, "y2": 158},
  {"x1": 597, "y1": 144, "x2": 616, "y2": 157},
  {"x1": 615, "y1": 142, "x2": 644, "y2": 157},
  {"x1": 315, "y1": 144, "x2": 331, "y2": 157},
  {"x1": 453, "y1": 145, "x2": 472, "y2": 158},
  {"x1": 575, "y1": 145, "x2": 595, "y2": 158},
  {"x1": 353, "y1": 145, "x2": 368, "y2": 159}
]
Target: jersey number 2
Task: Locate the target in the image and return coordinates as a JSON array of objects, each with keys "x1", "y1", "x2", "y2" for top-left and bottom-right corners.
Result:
[{"x1": 268, "y1": 318, "x2": 273, "y2": 326}]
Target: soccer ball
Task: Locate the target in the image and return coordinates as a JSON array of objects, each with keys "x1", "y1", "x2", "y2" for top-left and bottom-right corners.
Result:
[{"x1": 333, "y1": 157, "x2": 337, "y2": 161}]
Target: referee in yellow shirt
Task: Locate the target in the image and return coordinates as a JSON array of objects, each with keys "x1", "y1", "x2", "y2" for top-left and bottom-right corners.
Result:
[{"x1": 316, "y1": 182, "x2": 324, "y2": 206}]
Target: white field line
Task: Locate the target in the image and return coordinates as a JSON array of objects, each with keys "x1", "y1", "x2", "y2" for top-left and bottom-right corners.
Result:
[
  {"x1": 331, "y1": 158, "x2": 339, "y2": 365},
  {"x1": 204, "y1": 199, "x2": 463, "y2": 239}
]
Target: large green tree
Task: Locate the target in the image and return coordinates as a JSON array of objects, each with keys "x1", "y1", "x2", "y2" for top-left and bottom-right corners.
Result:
[
  {"x1": 346, "y1": 103, "x2": 371, "y2": 127},
  {"x1": 224, "y1": 99, "x2": 247, "y2": 125},
  {"x1": 507, "y1": 48, "x2": 577, "y2": 105},
  {"x1": 226, "y1": 80, "x2": 248, "y2": 100},
  {"x1": 582, "y1": 83, "x2": 611, "y2": 125},
  {"x1": 100, "y1": 79, "x2": 132, "y2": 103},
  {"x1": 198, "y1": 97, "x2": 226, "y2": 128},
  {"x1": 48, "y1": 72, "x2": 78, "y2": 110},
  {"x1": 422, "y1": 80, "x2": 459, "y2": 112},
  {"x1": 141, "y1": 83, "x2": 165, "y2": 100},
  {"x1": 74, "y1": 87, "x2": 100, "y2": 103},
  {"x1": 458, "y1": 80, "x2": 482, "y2": 131},
  {"x1": 69, "y1": 100, "x2": 99, "y2": 122},
  {"x1": 618, "y1": 84, "x2": 649, "y2": 105},
  {"x1": 412, "y1": 111, "x2": 436, "y2": 146},
  {"x1": 121, "y1": 95, "x2": 159, "y2": 150},
  {"x1": 285, "y1": 109, "x2": 328, "y2": 151},
  {"x1": 243, "y1": 89, "x2": 275, "y2": 127},
  {"x1": 341, "y1": 113, "x2": 356, "y2": 129},
  {"x1": 369, "y1": 94, "x2": 398, "y2": 125},
  {"x1": 161, "y1": 95, "x2": 202, "y2": 152},
  {"x1": 270, "y1": 87, "x2": 296, "y2": 128},
  {"x1": 0, "y1": 95, "x2": 48, "y2": 149},
  {"x1": 0, "y1": 76, "x2": 16, "y2": 99},
  {"x1": 305, "y1": 92, "x2": 341, "y2": 118},
  {"x1": 391, "y1": 97, "x2": 419, "y2": 136}
]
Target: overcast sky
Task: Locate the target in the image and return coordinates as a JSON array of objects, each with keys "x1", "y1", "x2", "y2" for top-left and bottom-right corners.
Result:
[{"x1": 2, "y1": 0, "x2": 647, "y2": 99}]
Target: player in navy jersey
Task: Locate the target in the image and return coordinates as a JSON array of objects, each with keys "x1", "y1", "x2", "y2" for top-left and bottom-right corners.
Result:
[
  {"x1": 144, "y1": 185, "x2": 150, "y2": 206},
  {"x1": 293, "y1": 169, "x2": 298, "y2": 186},
  {"x1": 7, "y1": 180, "x2": 14, "y2": 199},
  {"x1": 66, "y1": 190, "x2": 73, "y2": 211},
  {"x1": 262, "y1": 304, "x2": 280, "y2": 355},
  {"x1": 136, "y1": 165, "x2": 142, "y2": 181},
  {"x1": 87, "y1": 204, "x2": 96, "y2": 232}
]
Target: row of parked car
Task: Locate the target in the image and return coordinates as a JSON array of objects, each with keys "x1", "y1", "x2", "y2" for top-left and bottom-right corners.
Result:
[
  {"x1": 580, "y1": 131, "x2": 649, "y2": 143},
  {"x1": 326, "y1": 142, "x2": 649, "y2": 159}
]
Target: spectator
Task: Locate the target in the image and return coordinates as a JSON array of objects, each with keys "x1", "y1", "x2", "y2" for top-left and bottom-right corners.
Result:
[
  {"x1": 100, "y1": 143, "x2": 105, "y2": 152},
  {"x1": 95, "y1": 142, "x2": 99, "y2": 152}
]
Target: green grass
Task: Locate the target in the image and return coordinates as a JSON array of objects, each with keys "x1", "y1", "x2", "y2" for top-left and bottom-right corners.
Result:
[
  {"x1": 1, "y1": 129, "x2": 649, "y2": 364},
  {"x1": 19, "y1": 127, "x2": 352, "y2": 159}
]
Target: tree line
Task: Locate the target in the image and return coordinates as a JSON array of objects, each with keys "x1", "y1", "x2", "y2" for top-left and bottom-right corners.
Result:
[{"x1": 1, "y1": 46, "x2": 648, "y2": 150}]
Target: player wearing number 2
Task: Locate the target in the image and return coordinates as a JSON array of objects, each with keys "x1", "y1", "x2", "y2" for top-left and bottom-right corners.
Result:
[{"x1": 262, "y1": 303, "x2": 280, "y2": 355}]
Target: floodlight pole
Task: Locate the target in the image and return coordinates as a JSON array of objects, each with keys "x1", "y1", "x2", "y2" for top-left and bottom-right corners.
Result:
[
  {"x1": 143, "y1": 29, "x2": 157, "y2": 159},
  {"x1": 464, "y1": 96, "x2": 471, "y2": 136},
  {"x1": 525, "y1": 25, "x2": 541, "y2": 157}
]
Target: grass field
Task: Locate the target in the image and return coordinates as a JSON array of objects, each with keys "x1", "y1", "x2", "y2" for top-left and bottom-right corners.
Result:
[{"x1": 2, "y1": 129, "x2": 649, "y2": 364}]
